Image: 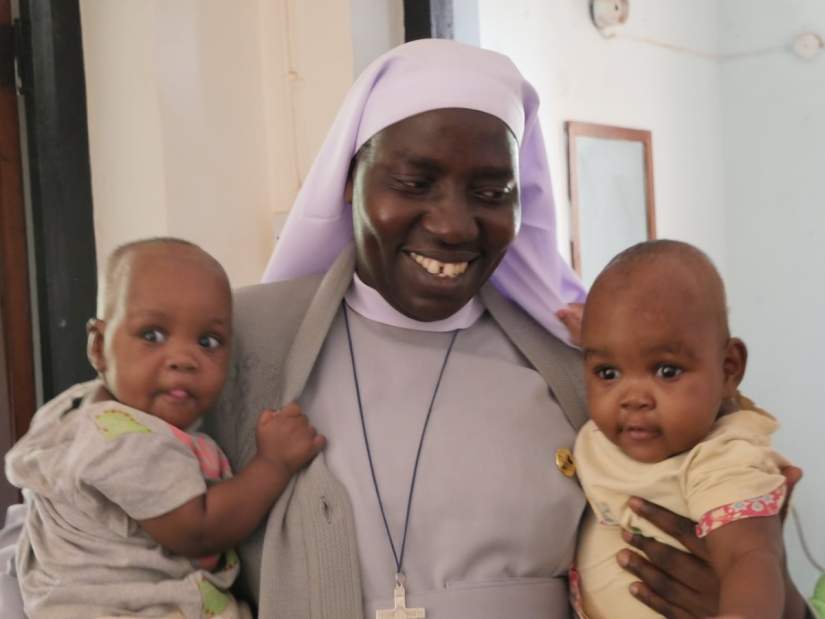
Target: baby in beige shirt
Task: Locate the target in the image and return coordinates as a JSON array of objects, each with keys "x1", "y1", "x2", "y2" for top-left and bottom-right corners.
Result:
[{"x1": 573, "y1": 240, "x2": 789, "y2": 619}]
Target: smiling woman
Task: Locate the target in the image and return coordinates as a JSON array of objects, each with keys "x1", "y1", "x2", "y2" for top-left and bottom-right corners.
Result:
[
  {"x1": 348, "y1": 108, "x2": 520, "y2": 321},
  {"x1": 238, "y1": 38, "x2": 595, "y2": 618}
]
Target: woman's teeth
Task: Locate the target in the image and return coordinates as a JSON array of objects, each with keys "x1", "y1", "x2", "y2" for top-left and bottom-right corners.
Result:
[{"x1": 410, "y1": 252, "x2": 469, "y2": 278}]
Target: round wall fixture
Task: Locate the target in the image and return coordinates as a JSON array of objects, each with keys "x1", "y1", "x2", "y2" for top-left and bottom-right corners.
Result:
[
  {"x1": 591, "y1": 0, "x2": 630, "y2": 32},
  {"x1": 792, "y1": 32, "x2": 824, "y2": 60}
]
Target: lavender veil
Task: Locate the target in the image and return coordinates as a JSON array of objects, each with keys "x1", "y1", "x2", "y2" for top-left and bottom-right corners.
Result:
[{"x1": 261, "y1": 39, "x2": 585, "y2": 344}]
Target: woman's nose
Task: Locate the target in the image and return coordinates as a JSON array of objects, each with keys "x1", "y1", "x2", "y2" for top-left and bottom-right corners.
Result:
[{"x1": 423, "y1": 188, "x2": 478, "y2": 244}]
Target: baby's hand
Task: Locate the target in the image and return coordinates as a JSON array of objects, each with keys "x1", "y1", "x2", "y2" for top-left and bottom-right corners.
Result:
[{"x1": 255, "y1": 403, "x2": 326, "y2": 476}]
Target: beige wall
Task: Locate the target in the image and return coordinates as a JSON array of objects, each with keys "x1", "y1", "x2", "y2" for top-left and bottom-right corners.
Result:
[{"x1": 81, "y1": 0, "x2": 357, "y2": 287}]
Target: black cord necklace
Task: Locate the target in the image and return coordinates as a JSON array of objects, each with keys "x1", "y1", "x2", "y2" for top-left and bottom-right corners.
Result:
[{"x1": 343, "y1": 306, "x2": 458, "y2": 618}]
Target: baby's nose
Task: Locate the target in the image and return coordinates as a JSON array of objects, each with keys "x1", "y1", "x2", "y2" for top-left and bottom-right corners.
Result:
[
  {"x1": 166, "y1": 347, "x2": 198, "y2": 372},
  {"x1": 620, "y1": 385, "x2": 654, "y2": 410}
]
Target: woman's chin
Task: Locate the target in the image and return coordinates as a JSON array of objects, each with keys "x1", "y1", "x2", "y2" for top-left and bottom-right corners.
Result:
[
  {"x1": 385, "y1": 260, "x2": 484, "y2": 321},
  {"x1": 391, "y1": 294, "x2": 471, "y2": 322}
]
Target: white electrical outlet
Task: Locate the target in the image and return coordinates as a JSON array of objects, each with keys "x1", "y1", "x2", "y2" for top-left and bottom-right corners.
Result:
[
  {"x1": 792, "y1": 32, "x2": 824, "y2": 60},
  {"x1": 591, "y1": 0, "x2": 630, "y2": 31}
]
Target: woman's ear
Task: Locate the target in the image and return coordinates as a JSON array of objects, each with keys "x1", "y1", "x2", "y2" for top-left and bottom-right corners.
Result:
[
  {"x1": 344, "y1": 175, "x2": 354, "y2": 204},
  {"x1": 86, "y1": 318, "x2": 106, "y2": 373},
  {"x1": 344, "y1": 157, "x2": 357, "y2": 204},
  {"x1": 721, "y1": 337, "x2": 748, "y2": 398}
]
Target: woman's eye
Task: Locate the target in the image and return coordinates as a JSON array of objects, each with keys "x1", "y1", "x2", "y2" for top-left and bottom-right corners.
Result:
[
  {"x1": 199, "y1": 334, "x2": 222, "y2": 349},
  {"x1": 656, "y1": 364, "x2": 683, "y2": 379},
  {"x1": 392, "y1": 177, "x2": 430, "y2": 192},
  {"x1": 475, "y1": 186, "x2": 513, "y2": 202},
  {"x1": 595, "y1": 367, "x2": 620, "y2": 381},
  {"x1": 141, "y1": 328, "x2": 166, "y2": 343}
]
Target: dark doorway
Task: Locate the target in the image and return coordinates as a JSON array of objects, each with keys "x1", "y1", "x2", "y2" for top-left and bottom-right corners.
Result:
[
  {"x1": 404, "y1": 0, "x2": 454, "y2": 41},
  {"x1": 17, "y1": 0, "x2": 97, "y2": 403},
  {"x1": 1, "y1": 0, "x2": 97, "y2": 516},
  {"x1": 0, "y1": 0, "x2": 35, "y2": 516}
]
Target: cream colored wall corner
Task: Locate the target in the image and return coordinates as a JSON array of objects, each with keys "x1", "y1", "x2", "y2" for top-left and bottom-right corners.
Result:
[{"x1": 80, "y1": 0, "x2": 355, "y2": 288}]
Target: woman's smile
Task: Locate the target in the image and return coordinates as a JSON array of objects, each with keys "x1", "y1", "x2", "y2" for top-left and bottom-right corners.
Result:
[
  {"x1": 349, "y1": 108, "x2": 519, "y2": 322},
  {"x1": 408, "y1": 251, "x2": 471, "y2": 278},
  {"x1": 397, "y1": 251, "x2": 478, "y2": 300}
]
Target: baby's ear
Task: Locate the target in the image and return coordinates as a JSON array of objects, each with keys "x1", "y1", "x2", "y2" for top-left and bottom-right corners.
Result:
[
  {"x1": 86, "y1": 318, "x2": 106, "y2": 373},
  {"x1": 721, "y1": 337, "x2": 748, "y2": 397}
]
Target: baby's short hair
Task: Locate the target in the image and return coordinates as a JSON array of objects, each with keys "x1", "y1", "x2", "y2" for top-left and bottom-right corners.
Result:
[
  {"x1": 97, "y1": 237, "x2": 226, "y2": 318},
  {"x1": 595, "y1": 239, "x2": 730, "y2": 338}
]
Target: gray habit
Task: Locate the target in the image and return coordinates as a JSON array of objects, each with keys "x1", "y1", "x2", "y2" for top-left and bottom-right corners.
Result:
[{"x1": 304, "y1": 306, "x2": 585, "y2": 617}]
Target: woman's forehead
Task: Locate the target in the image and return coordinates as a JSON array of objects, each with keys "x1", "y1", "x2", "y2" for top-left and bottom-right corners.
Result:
[
  {"x1": 358, "y1": 106, "x2": 519, "y2": 151},
  {"x1": 367, "y1": 108, "x2": 518, "y2": 164}
]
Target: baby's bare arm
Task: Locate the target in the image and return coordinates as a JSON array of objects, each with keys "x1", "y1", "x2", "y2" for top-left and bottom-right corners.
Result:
[
  {"x1": 705, "y1": 515, "x2": 785, "y2": 619},
  {"x1": 139, "y1": 403, "x2": 325, "y2": 558},
  {"x1": 139, "y1": 456, "x2": 291, "y2": 557}
]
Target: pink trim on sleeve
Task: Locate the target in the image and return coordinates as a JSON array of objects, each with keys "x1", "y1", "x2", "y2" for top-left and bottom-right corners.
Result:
[
  {"x1": 568, "y1": 565, "x2": 590, "y2": 619},
  {"x1": 168, "y1": 426, "x2": 232, "y2": 481},
  {"x1": 695, "y1": 483, "x2": 787, "y2": 538},
  {"x1": 167, "y1": 425, "x2": 234, "y2": 572}
]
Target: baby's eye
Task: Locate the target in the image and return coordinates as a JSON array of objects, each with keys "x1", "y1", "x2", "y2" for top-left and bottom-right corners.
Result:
[
  {"x1": 656, "y1": 364, "x2": 683, "y2": 379},
  {"x1": 199, "y1": 334, "x2": 222, "y2": 349},
  {"x1": 595, "y1": 366, "x2": 621, "y2": 381},
  {"x1": 141, "y1": 328, "x2": 166, "y2": 343}
]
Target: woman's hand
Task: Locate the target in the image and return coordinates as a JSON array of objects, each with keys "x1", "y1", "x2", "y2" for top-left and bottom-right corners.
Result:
[
  {"x1": 617, "y1": 497, "x2": 718, "y2": 618},
  {"x1": 556, "y1": 303, "x2": 584, "y2": 346},
  {"x1": 619, "y1": 466, "x2": 806, "y2": 619}
]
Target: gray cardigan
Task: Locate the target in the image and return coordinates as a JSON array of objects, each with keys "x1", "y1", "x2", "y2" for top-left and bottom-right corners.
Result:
[{"x1": 208, "y1": 245, "x2": 588, "y2": 618}]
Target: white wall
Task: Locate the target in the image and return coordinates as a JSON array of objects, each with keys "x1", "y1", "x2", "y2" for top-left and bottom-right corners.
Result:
[
  {"x1": 720, "y1": 0, "x2": 825, "y2": 595},
  {"x1": 462, "y1": 0, "x2": 825, "y2": 597},
  {"x1": 351, "y1": 0, "x2": 404, "y2": 75},
  {"x1": 81, "y1": 0, "x2": 357, "y2": 288},
  {"x1": 462, "y1": 0, "x2": 728, "y2": 274}
]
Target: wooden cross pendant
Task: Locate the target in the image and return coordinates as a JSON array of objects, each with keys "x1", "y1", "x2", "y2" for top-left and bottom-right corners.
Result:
[{"x1": 376, "y1": 581, "x2": 425, "y2": 619}]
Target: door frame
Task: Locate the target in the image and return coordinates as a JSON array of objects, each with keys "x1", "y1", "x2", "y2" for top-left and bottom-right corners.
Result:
[{"x1": 0, "y1": 0, "x2": 35, "y2": 514}]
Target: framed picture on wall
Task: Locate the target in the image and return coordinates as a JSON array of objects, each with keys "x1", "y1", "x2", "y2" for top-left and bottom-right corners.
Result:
[{"x1": 566, "y1": 121, "x2": 657, "y2": 288}]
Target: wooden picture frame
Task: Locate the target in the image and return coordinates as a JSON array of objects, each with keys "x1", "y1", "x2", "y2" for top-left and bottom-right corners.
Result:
[{"x1": 566, "y1": 121, "x2": 656, "y2": 287}]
